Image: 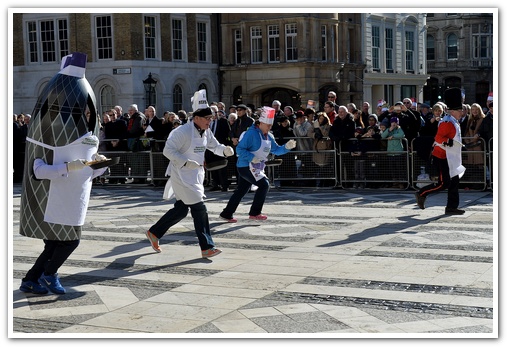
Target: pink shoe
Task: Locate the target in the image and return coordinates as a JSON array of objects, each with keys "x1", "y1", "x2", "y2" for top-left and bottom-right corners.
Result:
[
  {"x1": 249, "y1": 214, "x2": 267, "y2": 220},
  {"x1": 219, "y1": 215, "x2": 237, "y2": 223}
]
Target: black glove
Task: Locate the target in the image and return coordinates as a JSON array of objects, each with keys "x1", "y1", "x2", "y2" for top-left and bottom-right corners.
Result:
[{"x1": 445, "y1": 139, "x2": 454, "y2": 147}]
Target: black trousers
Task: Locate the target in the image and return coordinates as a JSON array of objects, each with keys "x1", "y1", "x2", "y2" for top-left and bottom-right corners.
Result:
[
  {"x1": 418, "y1": 156, "x2": 460, "y2": 209},
  {"x1": 23, "y1": 239, "x2": 80, "y2": 282},
  {"x1": 150, "y1": 200, "x2": 215, "y2": 251}
]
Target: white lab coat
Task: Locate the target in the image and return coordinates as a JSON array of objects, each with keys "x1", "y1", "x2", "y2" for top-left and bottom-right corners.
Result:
[{"x1": 162, "y1": 121, "x2": 227, "y2": 204}]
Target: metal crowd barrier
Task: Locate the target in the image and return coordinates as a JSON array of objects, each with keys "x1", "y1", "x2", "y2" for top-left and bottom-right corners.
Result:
[
  {"x1": 488, "y1": 137, "x2": 493, "y2": 190},
  {"x1": 339, "y1": 138, "x2": 410, "y2": 189},
  {"x1": 97, "y1": 136, "x2": 492, "y2": 191}
]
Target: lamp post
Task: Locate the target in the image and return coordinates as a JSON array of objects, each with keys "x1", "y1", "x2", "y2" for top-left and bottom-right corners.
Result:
[{"x1": 143, "y1": 72, "x2": 157, "y2": 109}]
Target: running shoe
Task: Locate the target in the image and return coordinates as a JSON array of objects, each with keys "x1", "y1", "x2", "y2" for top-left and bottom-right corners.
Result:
[
  {"x1": 19, "y1": 280, "x2": 48, "y2": 294},
  {"x1": 201, "y1": 248, "x2": 222, "y2": 258},
  {"x1": 248, "y1": 214, "x2": 267, "y2": 220},
  {"x1": 146, "y1": 230, "x2": 161, "y2": 253},
  {"x1": 39, "y1": 273, "x2": 66, "y2": 294}
]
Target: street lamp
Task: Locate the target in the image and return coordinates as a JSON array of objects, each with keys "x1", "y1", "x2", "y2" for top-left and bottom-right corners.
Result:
[{"x1": 143, "y1": 72, "x2": 157, "y2": 108}]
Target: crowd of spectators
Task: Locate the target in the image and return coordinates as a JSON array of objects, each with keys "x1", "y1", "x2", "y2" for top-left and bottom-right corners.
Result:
[{"x1": 13, "y1": 96, "x2": 493, "y2": 188}]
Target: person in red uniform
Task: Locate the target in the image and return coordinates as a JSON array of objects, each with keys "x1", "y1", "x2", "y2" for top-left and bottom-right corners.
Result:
[{"x1": 415, "y1": 88, "x2": 467, "y2": 215}]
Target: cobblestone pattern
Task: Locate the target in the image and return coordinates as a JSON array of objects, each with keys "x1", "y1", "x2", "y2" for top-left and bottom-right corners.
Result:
[
  {"x1": 298, "y1": 277, "x2": 493, "y2": 297},
  {"x1": 358, "y1": 250, "x2": 492, "y2": 263},
  {"x1": 14, "y1": 257, "x2": 220, "y2": 277},
  {"x1": 260, "y1": 291, "x2": 493, "y2": 319}
]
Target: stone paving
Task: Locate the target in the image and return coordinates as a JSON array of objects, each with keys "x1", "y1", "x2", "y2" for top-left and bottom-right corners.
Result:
[{"x1": 10, "y1": 183, "x2": 496, "y2": 337}]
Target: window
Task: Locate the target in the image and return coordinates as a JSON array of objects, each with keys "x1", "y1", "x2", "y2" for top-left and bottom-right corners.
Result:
[
  {"x1": 58, "y1": 19, "x2": 69, "y2": 59},
  {"x1": 173, "y1": 84, "x2": 183, "y2": 111},
  {"x1": 144, "y1": 15, "x2": 157, "y2": 59},
  {"x1": 321, "y1": 25, "x2": 327, "y2": 61},
  {"x1": 197, "y1": 21, "x2": 208, "y2": 62},
  {"x1": 40, "y1": 21, "x2": 56, "y2": 62},
  {"x1": 401, "y1": 85, "x2": 416, "y2": 101},
  {"x1": 427, "y1": 34, "x2": 435, "y2": 60},
  {"x1": 372, "y1": 25, "x2": 380, "y2": 70},
  {"x1": 251, "y1": 26, "x2": 262, "y2": 63},
  {"x1": 172, "y1": 18, "x2": 184, "y2": 61},
  {"x1": 285, "y1": 23, "x2": 297, "y2": 62},
  {"x1": 268, "y1": 25, "x2": 280, "y2": 63},
  {"x1": 100, "y1": 85, "x2": 115, "y2": 115},
  {"x1": 27, "y1": 18, "x2": 69, "y2": 63},
  {"x1": 95, "y1": 15, "x2": 113, "y2": 60},
  {"x1": 234, "y1": 29, "x2": 242, "y2": 64},
  {"x1": 405, "y1": 31, "x2": 414, "y2": 72},
  {"x1": 385, "y1": 28, "x2": 393, "y2": 72},
  {"x1": 472, "y1": 23, "x2": 492, "y2": 60},
  {"x1": 447, "y1": 33, "x2": 458, "y2": 60}
]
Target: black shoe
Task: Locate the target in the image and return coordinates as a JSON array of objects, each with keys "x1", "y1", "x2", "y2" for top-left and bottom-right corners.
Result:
[
  {"x1": 209, "y1": 186, "x2": 221, "y2": 192},
  {"x1": 221, "y1": 187, "x2": 229, "y2": 192},
  {"x1": 414, "y1": 192, "x2": 426, "y2": 210},
  {"x1": 445, "y1": 207, "x2": 465, "y2": 215}
]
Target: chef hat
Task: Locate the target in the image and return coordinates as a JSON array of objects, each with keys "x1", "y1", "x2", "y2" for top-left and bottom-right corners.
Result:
[
  {"x1": 259, "y1": 106, "x2": 275, "y2": 125},
  {"x1": 191, "y1": 89, "x2": 209, "y2": 112},
  {"x1": 59, "y1": 52, "x2": 87, "y2": 78},
  {"x1": 377, "y1": 99, "x2": 384, "y2": 107},
  {"x1": 191, "y1": 89, "x2": 213, "y2": 117},
  {"x1": 487, "y1": 92, "x2": 493, "y2": 101}
]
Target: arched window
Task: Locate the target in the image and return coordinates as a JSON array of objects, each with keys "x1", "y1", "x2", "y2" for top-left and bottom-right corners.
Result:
[
  {"x1": 447, "y1": 33, "x2": 458, "y2": 60},
  {"x1": 427, "y1": 34, "x2": 435, "y2": 61},
  {"x1": 100, "y1": 85, "x2": 115, "y2": 115},
  {"x1": 173, "y1": 84, "x2": 183, "y2": 111}
]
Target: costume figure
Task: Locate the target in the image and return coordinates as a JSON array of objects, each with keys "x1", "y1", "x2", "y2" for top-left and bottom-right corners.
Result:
[
  {"x1": 19, "y1": 52, "x2": 107, "y2": 294},
  {"x1": 415, "y1": 88, "x2": 467, "y2": 215}
]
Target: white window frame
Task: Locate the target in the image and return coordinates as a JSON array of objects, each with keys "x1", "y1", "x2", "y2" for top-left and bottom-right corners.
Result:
[
  {"x1": 196, "y1": 15, "x2": 211, "y2": 63},
  {"x1": 285, "y1": 23, "x2": 298, "y2": 62},
  {"x1": 93, "y1": 14, "x2": 114, "y2": 60},
  {"x1": 405, "y1": 30, "x2": 415, "y2": 72},
  {"x1": 171, "y1": 14, "x2": 188, "y2": 62},
  {"x1": 268, "y1": 24, "x2": 280, "y2": 63},
  {"x1": 24, "y1": 15, "x2": 69, "y2": 64},
  {"x1": 372, "y1": 25, "x2": 380, "y2": 70},
  {"x1": 385, "y1": 27, "x2": 394, "y2": 72},
  {"x1": 251, "y1": 26, "x2": 262, "y2": 64},
  {"x1": 143, "y1": 14, "x2": 160, "y2": 60}
]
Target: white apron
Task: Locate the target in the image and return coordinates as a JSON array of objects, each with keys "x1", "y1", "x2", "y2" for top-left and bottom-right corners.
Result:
[
  {"x1": 163, "y1": 129, "x2": 206, "y2": 204},
  {"x1": 446, "y1": 117, "x2": 466, "y2": 179},
  {"x1": 26, "y1": 132, "x2": 98, "y2": 226},
  {"x1": 249, "y1": 132, "x2": 271, "y2": 181},
  {"x1": 434, "y1": 115, "x2": 466, "y2": 179}
]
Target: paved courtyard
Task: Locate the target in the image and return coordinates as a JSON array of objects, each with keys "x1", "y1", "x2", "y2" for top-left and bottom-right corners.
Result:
[{"x1": 10, "y1": 183, "x2": 496, "y2": 338}]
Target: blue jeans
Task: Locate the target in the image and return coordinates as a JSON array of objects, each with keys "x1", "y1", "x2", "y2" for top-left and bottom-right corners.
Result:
[
  {"x1": 150, "y1": 200, "x2": 215, "y2": 251},
  {"x1": 221, "y1": 166, "x2": 270, "y2": 218}
]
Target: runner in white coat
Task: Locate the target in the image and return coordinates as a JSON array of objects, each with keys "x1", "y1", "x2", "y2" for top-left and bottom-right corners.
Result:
[{"x1": 146, "y1": 91, "x2": 234, "y2": 258}]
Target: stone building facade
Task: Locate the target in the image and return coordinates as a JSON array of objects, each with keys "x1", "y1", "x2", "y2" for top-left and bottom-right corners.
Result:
[
  {"x1": 11, "y1": 11, "x2": 495, "y2": 116},
  {"x1": 425, "y1": 13, "x2": 494, "y2": 107}
]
